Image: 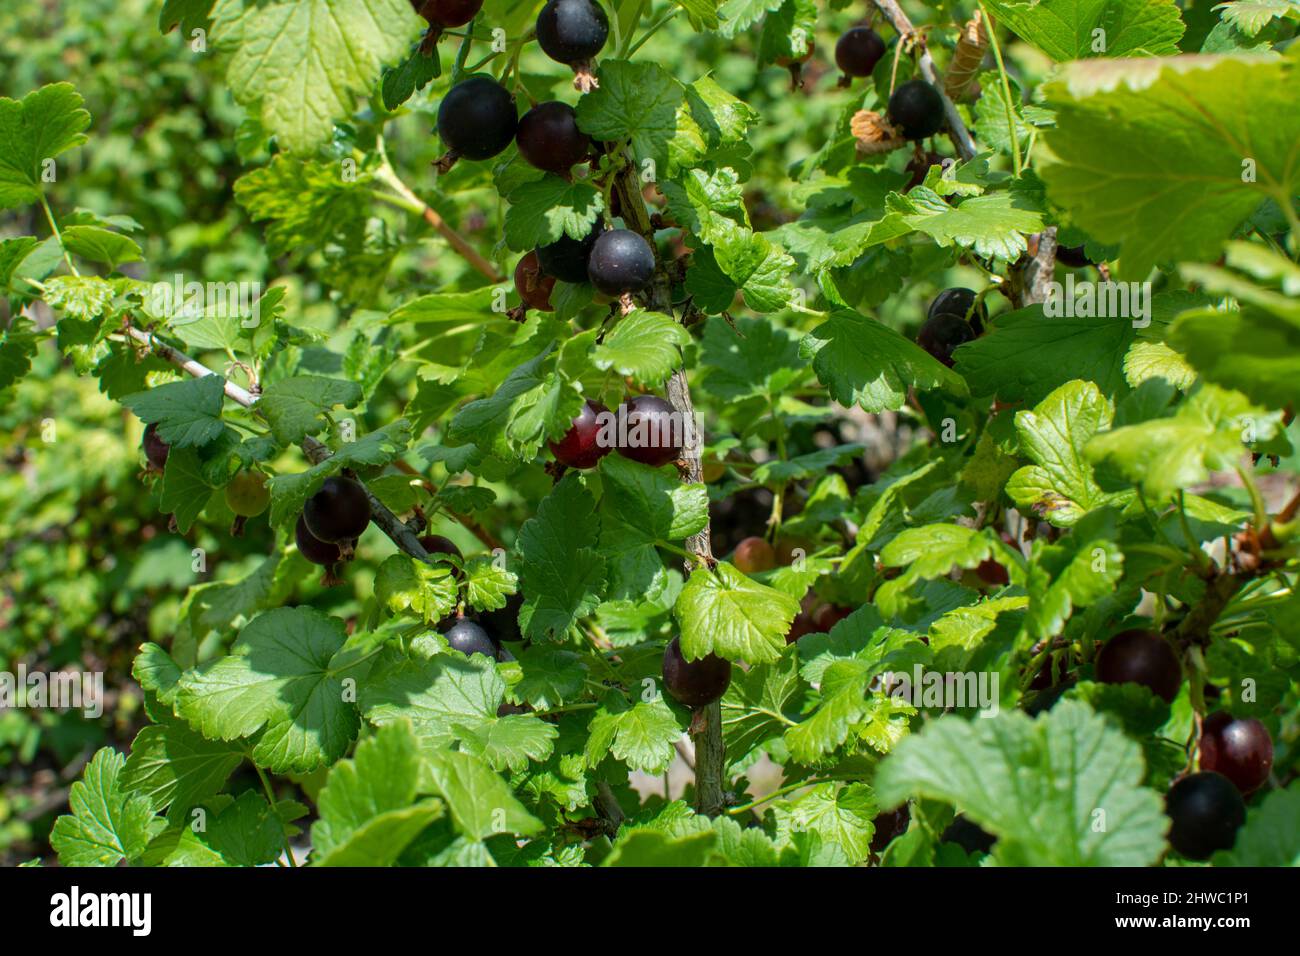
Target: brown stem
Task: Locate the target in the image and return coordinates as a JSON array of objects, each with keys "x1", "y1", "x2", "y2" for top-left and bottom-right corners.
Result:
[
  {"x1": 123, "y1": 323, "x2": 434, "y2": 567},
  {"x1": 390, "y1": 459, "x2": 504, "y2": 550},
  {"x1": 870, "y1": 0, "x2": 979, "y2": 161}
]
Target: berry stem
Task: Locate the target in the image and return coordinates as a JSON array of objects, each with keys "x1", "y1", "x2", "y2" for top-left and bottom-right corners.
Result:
[{"x1": 870, "y1": 0, "x2": 978, "y2": 160}]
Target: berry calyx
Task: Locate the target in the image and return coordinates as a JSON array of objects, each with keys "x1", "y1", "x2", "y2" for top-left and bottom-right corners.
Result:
[
  {"x1": 1165, "y1": 771, "x2": 1246, "y2": 860},
  {"x1": 917, "y1": 313, "x2": 975, "y2": 367},
  {"x1": 617, "y1": 394, "x2": 681, "y2": 467},
  {"x1": 536, "y1": 0, "x2": 609, "y2": 66},
  {"x1": 516, "y1": 101, "x2": 591, "y2": 175},
  {"x1": 888, "y1": 79, "x2": 945, "y2": 140},
  {"x1": 587, "y1": 228, "x2": 656, "y2": 297},
  {"x1": 1095, "y1": 628, "x2": 1182, "y2": 703},
  {"x1": 536, "y1": 227, "x2": 600, "y2": 283},
  {"x1": 142, "y1": 422, "x2": 170, "y2": 471},
  {"x1": 835, "y1": 27, "x2": 885, "y2": 79},
  {"x1": 549, "y1": 399, "x2": 611, "y2": 469},
  {"x1": 225, "y1": 470, "x2": 270, "y2": 518},
  {"x1": 514, "y1": 251, "x2": 556, "y2": 312},
  {"x1": 662, "y1": 636, "x2": 732, "y2": 708},
  {"x1": 303, "y1": 476, "x2": 371, "y2": 544},
  {"x1": 443, "y1": 618, "x2": 500, "y2": 660},
  {"x1": 436, "y1": 76, "x2": 518, "y2": 163},
  {"x1": 1199, "y1": 711, "x2": 1273, "y2": 794},
  {"x1": 733, "y1": 536, "x2": 776, "y2": 574}
]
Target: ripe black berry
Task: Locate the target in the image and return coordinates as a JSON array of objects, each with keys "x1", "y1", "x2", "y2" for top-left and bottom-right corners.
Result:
[
  {"x1": 1166, "y1": 772, "x2": 1245, "y2": 860},
  {"x1": 481, "y1": 591, "x2": 525, "y2": 645},
  {"x1": 835, "y1": 27, "x2": 885, "y2": 78},
  {"x1": 443, "y1": 618, "x2": 500, "y2": 659},
  {"x1": 917, "y1": 313, "x2": 975, "y2": 367},
  {"x1": 303, "y1": 476, "x2": 371, "y2": 543},
  {"x1": 1199, "y1": 711, "x2": 1273, "y2": 794},
  {"x1": 295, "y1": 514, "x2": 342, "y2": 566},
  {"x1": 549, "y1": 399, "x2": 611, "y2": 469},
  {"x1": 436, "y1": 76, "x2": 518, "y2": 162},
  {"x1": 942, "y1": 815, "x2": 995, "y2": 854},
  {"x1": 419, "y1": 0, "x2": 482, "y2": 28},
  {"x1": 888, "y1": 79, "x2": 945, "y2": 140},
  {"x1": 617, "y1": 394, "x2": 681, "y2": 467},
  {"x1": 929, "y1": 287, "x2": 986, "y2": 335},
  {"x1": 1095, "y1": 628, "x2": 1182, "y2": 703},
  {"x1": 516, "y1": 101, "x2": 591, "y2": 174},
  {"x1": 1055, "y1": 244, "x2": 1091, "y2": 268},
  {"x1": 536, "y1": 0, "x2": 609, "y2": 65},
  {"x1": 587, "y1": 228, "x2": 655, "y2": 296},
  {"x1": 662, "y1": 636, "x2": 731, "y2": 708},
  {"x1": 142, "y1": 422, "x2": 169, "y2": 471},
  {"x1": 514, "y1": 250, "x2": 556, "y2": 311},
  {"x1": 536, "y1": 226, "x2": 600, "y2": 283},
  {"x1": 871, "y1": 805, "x2": 910, "y2": 853},
  {"x1": 733, "y1": 536, "x2": 775, "y2": 574}
]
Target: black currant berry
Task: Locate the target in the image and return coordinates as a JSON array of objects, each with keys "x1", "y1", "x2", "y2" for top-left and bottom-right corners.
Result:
[
  {"x1": 418, "y1": 534, "x2": 462, "y2": 561},
  {"x1": 1055, "y1": 244, "x2": 1091, "y2": 268},
  {"x1": 516, "y1": 101, "x2": 591, "y2": 174},
  {"x1": 929, "y1": 286, "x2": 986, "y2": 334},
  {"x1": 536, "y1": 227, "x2": 600, "y2": 283},
  {"x1": 295, "y1": 514, "x2": 342, "y2": 566},
  {"x1": 871, "y1": 805, "x2": 910, "y2": 853},
  {"x1": 733, "y1": 536, "x2": 775, "y2": 574},
  {"x1": 942, "y1": 815, "x2": 996, "y2": 854},
  {"x1": 443, "y1": 618, "x2": 500, "y2": 659},
  {"x1": 587, "y1": 228, "x2": 655, "y2": 296},
  {"x1": 549, "y1": 398, "x2": 611, "y2": 469},
  {"x1": 142, "y1": 422, "x2": 170, "y2": 471},
  {"x1": 536, "y1": 0, "x2": 609, "y2": 65},
  {"x1": 617, "y1": 394, "x2": 681, "y2": 467},
  {"x1": 1166, "y1": 772, "x2": 1245, "y2": 860},
  {"x1": 917, "y1": 313, "x2": 975, "y2": 367},
  {"x1": 436, "y1": 76, "x2": 518, "y2": 161},
  {"x1": 662, "y1": 636, "x2": 731, "y2": 708},
  {"x1": 1200, "y1": 711, "x2": 1273, "y2": 794},
  {"x1": 835, "y1": 27, "x2": 885, "y2": 78},
  {"x1": 481, "y1": 591, "x2": 525, "y2": 645},
  {"x1": 420, "y1": 0, "x2": 482, "y2": 28},
  {"x1": 1095, "y1": 628, "x2": 1182, "y2": 704},
  {"x1": 303, "y1": 476, "x2": 371, "y2": 543},
  {"x1": 514, "y1": 251, "x2": 556, "y2": 312},
  {"x1": 888, "y1": 79, "x2": 945, "y2": 140}
]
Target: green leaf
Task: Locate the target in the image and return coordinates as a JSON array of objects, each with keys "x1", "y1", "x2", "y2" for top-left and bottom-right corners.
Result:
[
  {"x1": 51, "y1": 748, "x2": 163, "y2": 867},
  {"x1": 374, "y1": 554, "x2": 458, "y2": 624},
  {"x1": 886, "y1": 187, "x2": 1046, "y2": 262},
  {"x1": 1006, "y1": 380, "x2": 1127, "y2": 527},
  {"x1": 575, "y1": 60, "x2": 685, "y2": 171},
  {"x1": 122, "y1": 374, "x2": 227, "y2": 448},
  {"x1": 585, "y1": 693, "x2": 681, "y2": 774},
  {"x1": 599, "y1": 454, "x2": 709, "y2": 543},
  {"x1": 121, "y1": 724, "x2": 243, "y2": 817},
  {"x1": 721, "y1": 648, "x2": 802, "y2": 760},
  {"x1": 175, "y1": 607, "x2": 360, "y2": 773},
  {"x1": 421, "y1": 749, "x2": 543, "y2": 839},
  {"x1": 982, "y1": 0, "x2": 1184, "y2": 61},
  {"x1": 675, "y1": 562, "x2": 800, "y2": 664},
  {"x1": 312, "y1": 721, "x2": 443, "y2": 866},
  {"x1": 259, "y1": 376, "x2": 363, "y2": 446},
  {"x1": 875, "y1": 700, "x2": 1167, "y2": 865},
  {"x1": 504, "y1": 176, "x2": 604, "y2": 251},
  {"x1": 1217, "y1": 782, "x2": 1300, "y2": 866},
  {"x1": 591, "y1": 310, "x2": 691, "y2": 387},
  {"x1": 211, "y1": 0, "x2": 420, "y2": 155},
  {"x1": 1040, "y1": 55, "x2": 1298, "y2": 277},
  {"x1": 772, "y1": 782, "x2": 877, "y2": 865},
  {"x1": 454, "y1": 714, "x2": 558, "y2": 773},
  {"x1": 0, "y1": 316, "x2": 42, "y2": 391},
  {"x1": 60, "y1": 225, "x2": 143, "y2": 270},
  {"x1": 160, "y1": 791, "x2": 288, "y2": 867},
  {"x1": 517, "y1": 476, "x2": 607, "y2": 642},
  {"x1": 801, "y1": 310, "x2": 968, "y2": 414},
  {"x1": 159, "y1": 445, "x2": 218, "y2": 534},
  {"x1": 602, "y1": 828, "x2": 718, "y2": 865},
  {"x1": 510, "y1": 645, "x2": 587, "y2": 710},
  {"x1": 0, "y1": 83, "x2": 91, "y2": 210},
  {"x1": 362, "y1": 647, "x2": 503, "y2": 746}
]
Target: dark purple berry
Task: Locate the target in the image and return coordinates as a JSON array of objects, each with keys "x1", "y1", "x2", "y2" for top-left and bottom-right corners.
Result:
[
  {"x1": 1200, "y1": 711, "x2": 1273, "y2": 795},
  {"x1": 303, "y1": 476, "x2": 371, "y2": 543},
  {"x1": 835, "y1": 27, "x2": 885, "y2": 78},
  {"x1": 536, "y1": 0, "x2": 609, "y2": 65},
  {"x1": 437, "y1": 76, "x2": 518, "y2": 161},
  {"x1": 142, "y1": 422, "x2": 170, "y2": 471},
  {"x1": 587, "y1": 228, "x2": 656, "y2": 296},
  {"x1": 536, "y1": 226, "x2": 600, "y2": 283},
  {"x1": 516, "y1": 101, "x2": 591, "y2": 174},
  {"x1": 888, "y1": 79, "x2": 945, "y2": 140},
  {"x1": 1095, "y1": 628, "x2": 1182, "y2": 704},
  {"x1": 295, "y1": 514, "x2": 342, "y2": 566},
  {"x1": 917, "y1": 313, "x2": 975, "y2": 367},
  {"x1": 617, "y1": 394, "x2": 681, "y2": 467},
  {"x1": 662, "y1": 636, "x2": 731, "y2": 708},
  {"x1": 1166, "y1": 772, "x2": 1245, "y2": 860},
  {"x1": 443, "y1": 618, "x2": 500, "y2": 659},
  {"x1": 549, "y1": 399, "x2": 611, "y2": 469}
]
